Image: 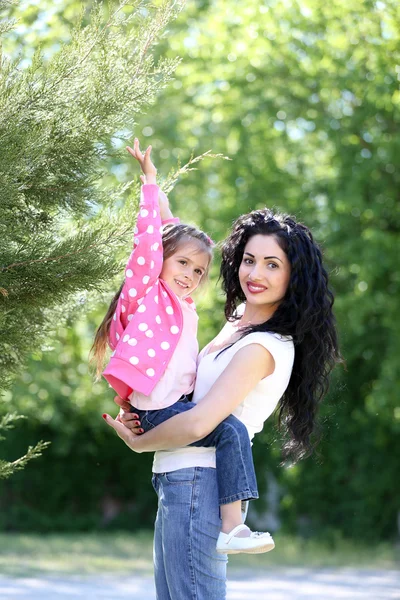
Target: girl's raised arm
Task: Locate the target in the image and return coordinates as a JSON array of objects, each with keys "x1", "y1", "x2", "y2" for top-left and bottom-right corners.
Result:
[
  {"x1": 127, "y1": 139, "x2": 174, "y2": 222},
  {"x1": 108, "y1": 141, "x2": 171, "y2": 345}
]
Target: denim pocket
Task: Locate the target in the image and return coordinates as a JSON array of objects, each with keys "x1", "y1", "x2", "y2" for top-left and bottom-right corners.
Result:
[{"x1": 164, "y1": 467, "x2": 196, "y2": 484}]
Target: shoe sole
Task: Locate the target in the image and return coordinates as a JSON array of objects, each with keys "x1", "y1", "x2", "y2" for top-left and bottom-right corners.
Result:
[{"x1": 216, "y1": 541, "x2": 275, "y2": 555}]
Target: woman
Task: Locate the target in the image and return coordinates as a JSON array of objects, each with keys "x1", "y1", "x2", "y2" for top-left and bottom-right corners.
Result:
[{"x1": 104, "y1": 208, "x2": 340, "y2": 599}]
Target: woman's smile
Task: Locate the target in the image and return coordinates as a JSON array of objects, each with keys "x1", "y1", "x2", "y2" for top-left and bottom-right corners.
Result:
[{"x1": 246, "y1": 281, "x2": 268, "y2": 294}]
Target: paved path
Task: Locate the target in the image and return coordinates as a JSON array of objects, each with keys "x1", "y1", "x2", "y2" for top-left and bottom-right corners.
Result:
[{"x1": 0, "y1": 569, "x2": 399, "y2": 599}]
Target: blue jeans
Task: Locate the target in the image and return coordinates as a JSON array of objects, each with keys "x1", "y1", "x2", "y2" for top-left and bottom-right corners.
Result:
[
  {"x1": 132, "y1": 397, "x2": 258, "y2": 504},
  {"x1": 152, "y1": 467, "x2": 228, "y2": 600}
]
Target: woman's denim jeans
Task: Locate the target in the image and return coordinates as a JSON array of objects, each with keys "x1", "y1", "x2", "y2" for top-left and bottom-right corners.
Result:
[
  {"x1": 133, "y1": 397, "x2": 259, "y2": 504},
  {"x1": 152, "y1": 467, "x2": 228, "y2": 600}
]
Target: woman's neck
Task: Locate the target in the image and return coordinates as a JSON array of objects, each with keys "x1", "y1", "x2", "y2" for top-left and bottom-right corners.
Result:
[{"x1": 237, "y1": 302, "x2": 278, "y2": 327}]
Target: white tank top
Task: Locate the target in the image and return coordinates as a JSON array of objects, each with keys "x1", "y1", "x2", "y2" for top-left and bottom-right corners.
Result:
[{"x1": 152, "y1": 321, "x2": 294, "y2": 474}]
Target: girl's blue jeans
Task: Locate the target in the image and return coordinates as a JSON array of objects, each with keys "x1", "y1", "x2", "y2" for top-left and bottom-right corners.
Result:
[
  {"x1": 131, "y1": 396, "x2": 259, "y2": 504},
  {"x1": 152, "y1": 467, "x2": 227, "y2": 600}
]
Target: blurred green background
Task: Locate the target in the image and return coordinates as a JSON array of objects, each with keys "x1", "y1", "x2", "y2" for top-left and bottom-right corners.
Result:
[{"x1": 1, "y1": 0, "x2": 399, "y2": 549}]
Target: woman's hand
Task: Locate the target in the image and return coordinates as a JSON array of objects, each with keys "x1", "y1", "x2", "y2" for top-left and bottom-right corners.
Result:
[
  {"x1": 102, "y1": 396, "x2": 144, "y2": 453},
  {"x1": 126, "y1": 138, "x2": 157, "y2": 184}
]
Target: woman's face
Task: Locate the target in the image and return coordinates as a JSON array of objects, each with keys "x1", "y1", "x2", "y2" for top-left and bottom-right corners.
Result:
[{"x1": 238, "y1": 234, "x2": 291, "y2": 310}]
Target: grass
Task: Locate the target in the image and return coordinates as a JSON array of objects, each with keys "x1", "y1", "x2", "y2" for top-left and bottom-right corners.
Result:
[{"x1": 0, "y1": 531, "x2": 398, "y2": 578}]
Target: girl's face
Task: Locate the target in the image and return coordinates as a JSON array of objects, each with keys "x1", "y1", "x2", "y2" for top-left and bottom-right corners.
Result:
[
  {"x1": 160, "y1": 242, "x2": 210, "y2": 298},
  {"x1": 239, "y1": 234, "x2": 291, "y2": 310}
]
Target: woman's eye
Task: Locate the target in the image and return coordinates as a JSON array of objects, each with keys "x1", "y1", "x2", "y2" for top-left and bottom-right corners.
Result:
[
  {"x1": 268, "y1": 262, "x2": 278, "y2": 269},
  {"x1": 244, "y1": 258, "x2": 253, "y2": 265}
]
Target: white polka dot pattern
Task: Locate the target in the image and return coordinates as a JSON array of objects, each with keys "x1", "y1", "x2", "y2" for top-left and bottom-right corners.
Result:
[{"x1": 106, "y1": 185, "x2": 192, "y2": 393}]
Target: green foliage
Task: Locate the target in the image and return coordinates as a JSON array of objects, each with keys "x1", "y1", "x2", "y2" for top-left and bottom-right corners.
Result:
[
  {"x1": 0, "y1": 413, "x2": 50, "y2": 480},
  {"x1": 0, "y1": 312, "x2": 157, "y2": 530},
  {"x1": 1, "y1": 0, "x2": 399, "y2": 541},
  {"x1": 0, "y1": 1, "x2": 184, "y2": 480},
  {"x1": 0, "y1": 0, "x2": 184, "y2": 390}
]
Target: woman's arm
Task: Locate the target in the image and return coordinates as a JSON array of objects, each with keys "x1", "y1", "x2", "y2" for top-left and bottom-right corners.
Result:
[{"x1": 103, "y1": 343, "x2": 274, "y2": 452}]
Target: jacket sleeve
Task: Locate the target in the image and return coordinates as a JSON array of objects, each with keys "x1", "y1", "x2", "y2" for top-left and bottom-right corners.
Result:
[{"x1": 108, "y1": 184, "x2": 165, "y2": 350}]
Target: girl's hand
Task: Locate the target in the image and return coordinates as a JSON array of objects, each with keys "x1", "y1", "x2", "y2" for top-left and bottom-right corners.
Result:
[
  {"x1": 113, "y1": 396, "x2": 143, "y2": 434},
  {"x1": 102, "y1": 396, "x2": 144, "y2": 453},
  {"x1": 126, "y1": 138, "x2": 157, "y2": 183}
]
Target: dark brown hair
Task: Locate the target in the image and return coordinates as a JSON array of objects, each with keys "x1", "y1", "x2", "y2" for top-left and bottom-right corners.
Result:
[{"x1": 220, "y1": 208, "x2": 341, "y2": 462}]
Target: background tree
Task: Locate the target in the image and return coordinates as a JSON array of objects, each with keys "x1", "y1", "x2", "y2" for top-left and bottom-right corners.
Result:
[{"x1": 0, "y1": 0, "x2": 184, "y2": 478}]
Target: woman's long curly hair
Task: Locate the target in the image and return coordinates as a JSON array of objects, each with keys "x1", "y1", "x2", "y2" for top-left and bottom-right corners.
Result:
[
  {"x1": 220, "y1": 209, "x2": 341, "y2": 463},
  {"x1": 91, "y1": 223, "x2": 213, "y2": 378}
]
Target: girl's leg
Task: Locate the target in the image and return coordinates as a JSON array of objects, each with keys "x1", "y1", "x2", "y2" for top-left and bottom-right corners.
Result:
[
  {"x1": 192, "y1": 414, "x2": 259, "y2": 505},
  {"x1": 220, "y1": 500, "x2": 248, "y2": 533},
  {"x1": 154, "y1": 467, "x2": 227, "y2": 600}
]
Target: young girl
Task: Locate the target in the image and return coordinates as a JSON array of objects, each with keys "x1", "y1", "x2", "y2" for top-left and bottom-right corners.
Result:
[{"x1": 94, "y1": 139, "x2": 274, "y2": 554}]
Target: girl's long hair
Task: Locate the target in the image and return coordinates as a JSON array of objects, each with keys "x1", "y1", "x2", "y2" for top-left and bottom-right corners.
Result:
[
  {"x1": 220, "y1": 209, "x2": 341, "y2": 462},
  {"x1": 91, "y1": 223, "x2": 213, "y2": 378}
]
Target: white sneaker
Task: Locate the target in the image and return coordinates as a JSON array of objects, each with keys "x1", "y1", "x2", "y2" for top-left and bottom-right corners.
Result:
[{"x1": 216, "y1": 524, "x2": 275, "y2": 555}]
